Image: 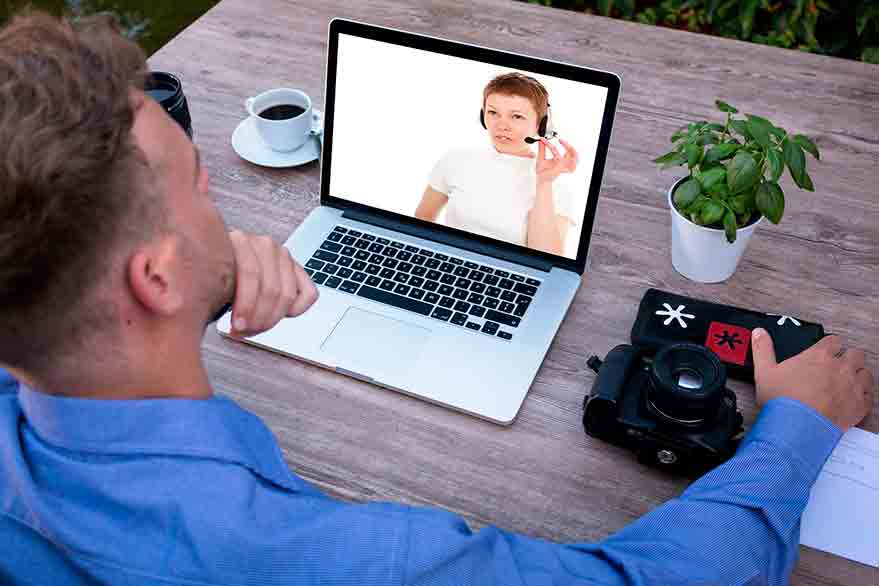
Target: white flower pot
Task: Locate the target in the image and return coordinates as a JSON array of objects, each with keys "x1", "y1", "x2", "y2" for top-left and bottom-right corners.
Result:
[{"x1": 668, "y1": 178, "x2": 764, "y2": 283}]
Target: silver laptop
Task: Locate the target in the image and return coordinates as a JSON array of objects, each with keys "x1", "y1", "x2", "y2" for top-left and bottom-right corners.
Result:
[{"x1": 218, "y1": 19, "x2": 620, "y2": 425}]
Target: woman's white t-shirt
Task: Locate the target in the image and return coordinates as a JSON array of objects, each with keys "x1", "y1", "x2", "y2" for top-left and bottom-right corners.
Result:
[{"x1": 428, "y1": 147, "x2": 579, "y2": 247}]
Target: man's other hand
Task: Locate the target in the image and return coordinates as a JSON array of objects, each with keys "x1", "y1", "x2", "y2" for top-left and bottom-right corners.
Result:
[
  {"x1": 752, "y1": 328, "x2": 874, "y2": 431},
  {"x1": 228, "y1": 230, "x2": 318, "y2": 338}
]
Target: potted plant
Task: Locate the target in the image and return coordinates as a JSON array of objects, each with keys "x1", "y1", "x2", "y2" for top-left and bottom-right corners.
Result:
[{"x1": 653, "y1": 100, "x2": 820, "y2": 283}]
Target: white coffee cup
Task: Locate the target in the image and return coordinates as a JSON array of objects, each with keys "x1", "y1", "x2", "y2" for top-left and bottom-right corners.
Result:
[{"x1": 245, "y1": 88, "x2": 321, "y2": 152}]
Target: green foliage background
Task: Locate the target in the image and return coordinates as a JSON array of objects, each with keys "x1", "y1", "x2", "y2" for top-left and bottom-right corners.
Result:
[
  {"x1": 521, "y1": 0, "x2": 879, "y2": 64},
  {"x1": 1, "y1": 0, "x2": 220, "y2": 55}
]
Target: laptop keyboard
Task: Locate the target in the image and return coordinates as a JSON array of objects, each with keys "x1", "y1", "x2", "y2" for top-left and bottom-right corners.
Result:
[{"x1": 302, "y1": 225, "x2": 542, "y2": 341}]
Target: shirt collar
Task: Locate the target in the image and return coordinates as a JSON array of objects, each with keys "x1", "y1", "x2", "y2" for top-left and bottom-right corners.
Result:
[{"x1": 16, "y1": 384, "x2": 306, "y2": 493}]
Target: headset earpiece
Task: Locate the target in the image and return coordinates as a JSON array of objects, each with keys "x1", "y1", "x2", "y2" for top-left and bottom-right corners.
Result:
[{"x1": 479, "y1": 109, "x2": 486, "y2": 129}]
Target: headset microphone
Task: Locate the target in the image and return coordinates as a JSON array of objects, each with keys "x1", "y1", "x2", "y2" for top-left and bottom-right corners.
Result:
[{"x1": 524, "y1": 130, "x2": 558, "y2": 144}]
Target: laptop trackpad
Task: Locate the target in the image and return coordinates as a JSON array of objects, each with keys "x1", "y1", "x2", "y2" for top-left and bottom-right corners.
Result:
[{"x1": 321, "y1": 307, "x2": 430, "y2": 380}]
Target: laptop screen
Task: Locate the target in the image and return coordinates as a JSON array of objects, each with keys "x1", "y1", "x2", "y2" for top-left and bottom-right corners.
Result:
[{"x1": 326, "y1": 26, "x2": 617, "y2": 264}]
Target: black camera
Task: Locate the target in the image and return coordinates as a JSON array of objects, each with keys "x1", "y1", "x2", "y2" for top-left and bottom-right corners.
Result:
[{"x1": 583, "y1": 343, "x2": 744, "y2": 475}]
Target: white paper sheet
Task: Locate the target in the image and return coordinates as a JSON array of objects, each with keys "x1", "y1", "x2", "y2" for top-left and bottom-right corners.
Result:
[{"x1": 800, "y1": 427, "x2": 879, "y2": 567}]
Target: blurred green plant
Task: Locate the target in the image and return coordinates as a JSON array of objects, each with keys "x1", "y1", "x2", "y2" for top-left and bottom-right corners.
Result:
[
  {"x1": 521, "y1": 0, "x2": 879, "y2": 64},
  {"x1": 652, "y1": 99, "x2": 820, "y2": 243},
  {"x1": 65, "y1": 0, "x2": 150, "y2": 41}
]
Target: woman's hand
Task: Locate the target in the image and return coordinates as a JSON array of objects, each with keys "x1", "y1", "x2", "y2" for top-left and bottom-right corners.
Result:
[{"x1": 535, "y1": 137, "x2": 578, "y2": 187}]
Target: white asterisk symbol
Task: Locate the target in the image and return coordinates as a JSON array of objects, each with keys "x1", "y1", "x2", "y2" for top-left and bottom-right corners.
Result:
[
  {"x1": 655, "y1": 303, "x2": 696, "y2": 328},
  {"x1": 770, "y1": 314, "x2": 801, "y2": 326}
]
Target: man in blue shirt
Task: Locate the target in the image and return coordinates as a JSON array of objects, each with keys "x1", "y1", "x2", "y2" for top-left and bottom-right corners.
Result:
[{"x1": 0, "y1": 11, "x2": 874, "y2": 586}]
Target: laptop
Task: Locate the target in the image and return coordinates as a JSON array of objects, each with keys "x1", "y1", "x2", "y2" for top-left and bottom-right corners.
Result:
[{"x1": 218, "y1": 18, "x2": 620, "y2": 425}]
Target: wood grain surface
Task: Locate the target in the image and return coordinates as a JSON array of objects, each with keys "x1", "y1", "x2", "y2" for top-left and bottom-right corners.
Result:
[{"x1": 149, "y1": 1, "x2": 879, "y2": 583}]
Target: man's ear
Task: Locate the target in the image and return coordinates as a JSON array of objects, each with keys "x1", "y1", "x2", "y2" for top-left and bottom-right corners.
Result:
[{"x1": 127, "y1": 237, "x2": 184, "y2": 316}]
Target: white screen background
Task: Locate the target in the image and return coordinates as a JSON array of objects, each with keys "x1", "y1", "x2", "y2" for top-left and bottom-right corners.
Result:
[{"x1": 329, "y1": 34, "x2": 609, "y2": 259}]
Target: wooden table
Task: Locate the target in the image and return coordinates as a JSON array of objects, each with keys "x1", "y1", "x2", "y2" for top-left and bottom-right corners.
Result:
[{"x1": 149, "y1": 1, "x2": 879, "y2": 583}]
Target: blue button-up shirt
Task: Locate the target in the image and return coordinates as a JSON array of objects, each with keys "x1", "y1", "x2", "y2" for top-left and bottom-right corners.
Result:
[{"x1": 0, "y1": 368, "x2": 841, "y2": 585}]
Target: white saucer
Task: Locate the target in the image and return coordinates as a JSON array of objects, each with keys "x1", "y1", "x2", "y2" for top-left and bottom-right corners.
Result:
[{"x1": 231, "y1": 108, "x2": 323, "y2": 168}]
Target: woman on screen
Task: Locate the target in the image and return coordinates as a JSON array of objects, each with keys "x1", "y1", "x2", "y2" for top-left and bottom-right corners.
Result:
[{"x1": 414, "y1": 72, "x2": 579, "y2": 256}]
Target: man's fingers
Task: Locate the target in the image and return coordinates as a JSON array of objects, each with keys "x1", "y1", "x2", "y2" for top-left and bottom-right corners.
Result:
[
  {"x1": 842, "y1": 348, "x2": 866, "y2": 370},
  {"x1": 751, "y1": 328, "x2": 777, "y2": 380},
  {"x1": 287, "y1": 255, "x2": 318, "y2": 317},
  {"x1": 538, "y1": 140, "x2": 546, "y2": 160},
  {"x1": 273, "y1": 247, "x2": 300, "y2": 324},
  {"x1": 542, "y1": 138, "x2": 561, "y2": 159},
  {"x1": 229, "y1": 232, "x2": 261, "y2": 335},
  {"x1": 247, "y1": 236, "x2": 283, "y2": 332}
]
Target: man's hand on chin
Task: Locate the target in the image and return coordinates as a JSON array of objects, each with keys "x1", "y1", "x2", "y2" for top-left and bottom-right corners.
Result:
[{"x1": 227, "y1": 230, "x2": 319, "y2": 338}]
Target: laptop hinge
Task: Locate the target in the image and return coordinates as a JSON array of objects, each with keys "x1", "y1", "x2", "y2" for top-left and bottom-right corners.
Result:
[{"x1": 340, "y1": 208, "x2": 554, "y2": 272}]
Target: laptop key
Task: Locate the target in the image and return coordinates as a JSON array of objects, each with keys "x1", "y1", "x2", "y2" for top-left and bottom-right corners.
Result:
[
  {"x1": 485, "y1": 309, "x2": 520, "y2": 328},
  {"x1": 324, "y1": 264, "x2": 339, "y2": 275},
  {"x1": 451, "y1": 312, "x2": 468, "y2": 326},
  {"x1": 483, "y1": 274, "x2": 499, "y2": 286},
  {"x1": 465, "y1": 321, "x2": 481, "y2": 330},
  {"x1": 365, "y1": 264, "x2": 380, "y2": 275},
  {"x1": 397, "y1": 262, "x2": 414, "y2": 273},
  {"x1": 438, "y1": 284, "x2": 454, "y2": 296},
  {"x1": 425, "y1": 258, "x2": 440, "y2": 269},
  {"x1": 397, "y1": 251, "x2": 412, "y2": 262},
  {"x1": 467, "y1": 293, "x2": 484, "y2": 305},
  {"x1": 361, "y1": 234, "x2": 376, "y2": 241},
  {"x1": 440, "y1": 274, "x2": 456, "y2": 285},
  {"x1": 341, "y1": 235, "x2": 357, "y2": 245},
  {"x1": 354, "y1": 240, "x2": 370, "y2": 250},
  {"x1": 411, "y1": 266, "x2": 427, "y2": 277},
  {"x1": 499, "y1": 278, "x2": 515, "y2": 290},
  {"x1": 464, "y1": 261, "x2": 479, "y2": 269},
  {"x1": 376, "y1": 237, "x2": 390, "y2": 244},
  {"x1": 337, "y1": 256, "x2": 353, "y2": 267},
  {"x1": 500, "y1": 290, "x2": 517, "y2": 302},
  {"x1": 382, "y1": 258, "x2": 398, "y2": 269},
  {"x1": 455, "y1": 278, "x2": 471, "y2": 289},
  {"x1": 438, "y1": 296, "x2": 455, "y2": 308},
  {"x1": 513, "y1": 283, "x2": 538, "y2": 296},
  {"x1": 495, "y1": 270, "x2": 510, "y2": 278},
  {"x1": 409, "y1": 276, "x2": 425, "y2": 288},
  {"x1": 517, "y1": 294, "x2": 533, "y2": 305},
  {"x1": 454, "y1": 301, "x2": 470, "y2": 313},
  {"x1": 366, "y1": 275, "x2": 382, "y2": 287},
  {"x1": 481, "y1": 321, "x2": 499, "y2": 335},
  {"x1": 499, "y1": 301, "x2": 515, "y2": 313},
  {"x1": 479, "y1": 265, "x2": 494, "y2": 274},
  {"x1": 313, "y1": 250, "x2": 339, "y2": 263},
  {"x1": 453, "y1": 266, "x2": 469, "y2": 277},
  {"x1": 332, "y1": 226, "x2": 348, "y2": 233},
  {"x1": 339, "y1": 280, "x2": 360, "y2": 294},
  {"x1": 306, "y1": 259, "x2": 325, "y2": 270},
  {"x1": 368, "y1": 243, "x2": 384, "y2": 253},
  {"x1": 327, "y1": 231, "x2": 343, "y2": 242},
  {"x1": 468, "y1": 305, "x2": 486, "y2": 317},
  {"x1": 379, "y1": 268, "x2": 395, "y2": 279},
  {"x1": 411, "y1": 255, "x2": 426, "y2": 265},
  {"x1": 312, "y1": 272, "x2": 328, "y2": 285},
  {"x1": 304, "y1": 268, "x2": 314, "y2": 277},
  {"x1": 510, "y1": 274, "x2": 525, "y2": 282},
  {"x1": 379, "y1": 279, "x2": 395, "y2": 291},
  {"x1": 452, "y1": 289, "x2": 469, "y2": 301},
  {"x1": 369, "y1": 253, "x2": 384, "y2": 264},
  {"x1": 439, "y1": 262, "x2": 454, "y2": 273},
  {"x1": 394, "y1": 283, "x2": 410, "y2": 296},
  {"x1": 405, "y1": 245, "x2": 420, "y2": 253},
  {"x1": 325, "y1": 276, "x2": 342, "y2": 289},
  {"x1": 526, "y1": 278, "x2": 541, "y2": 287},
  {"x1": 426, "y1": 269, "x2": 442, "y2": 280},
  {"x1": 409, "y1": 288, "x2": 426, "y2": 300},
  {"x1": 352, "y1": 260, "x2": 367, "y2": 271},
  {"x1": 337, "y1": 268, "x2": 353, "y2": 279},
  {"x1": 431, "y1": 307, "x2": 452, "y2": 321},
  {"x1": 341, "y1": 246, "x2": 357, "y2": 257},
  {"x1": 390, "y1": 241, "x2": 405, "y2": 249},
  {"x1": 351, "y1": 272, "x2": 367, "y2": 283},
  {"x1": 449, "y1": 258, "x2": 463, "y2": 266},
  {"x1": 513, "y1": 304, "x2": 528, "y2": 317},
  {"x1": 434, "y1": 253, "x2": 449, "y2": 261},
  {"x1": 484, "y1": 298, "x2": 499, "y2": 309},
  {"x1": 470, "y1": 282, "x2": 486, "y2": 294},
  {"x1": 469, "y1": 270, "x2": 484, "y2": 281},
  {"x1": 419, "y1": 249, "x2": 434, "y2": 257},
  {"x1": 423, "y1": 280, "x2": 439, "y2": 292},
  {"x1": 497, "y1": 331, "x2": 513, "y2": 340},
  {"x1": 486, "y1": 286, "x2": 501, "y2": 298},
  {"x1": 424, "y1": 292, "x2": 440, "y2": 304},
  {"x1": 347, "y1": 230, "x2": 362, "y2": 237},
  {"x1": 393, "y1": 272, "x2": 410, "y2": 283},
  {"x1": 354, "y1": 250, "x2": 370, "y2": 261},
  {"x1": 384, "y1": 248, "x2": 399, "y2": 258}
]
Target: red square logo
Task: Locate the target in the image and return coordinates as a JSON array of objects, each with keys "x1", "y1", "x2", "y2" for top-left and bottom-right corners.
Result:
[{"x1": 705, "y1": 322, "x2": 751, "y2": 365}]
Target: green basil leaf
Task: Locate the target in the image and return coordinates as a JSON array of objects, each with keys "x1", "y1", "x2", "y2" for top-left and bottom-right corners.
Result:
[
  {"x1": 706, "y1": 123, "x2": 726, "y2": 132},
  {"x1": 715, "y1": 100, "x2": 739, "y2": 114},
  {"x1": 729, "y1": 119, "x2": 752, "y2": 140},
  {"x1": 793, "y1": 134, "x2": 820, "y2": 160},
  {"x1": 708, "y1": 181, "x2": 730, "y2": 199},
  {"x1": 746, "y1": 115, "x2": 773, "y2": 149},
  {"x1": 769, "y1": 126, "x2": 786, "y2": 141},
  {"x1": 686, "y1": 142, "x2": 703, "y2": 168},
  {"x1": 700, "y1": 167, "x2": 727, "y2": 190},
  {"x1": 652, "y1": 150, "x2": 681, "y2": 165},
  {"x1": 756, "y1": 181, "x2": 785, "y2": 224},
  {"x1": 704, "y1": 143, "x2": 738, "y2": 165},
  {"x1": 783, "y1": 139, "x2": 807, "y2": 187},
  {"x1": 800, "y1": 169, "x2": 815, "y2": 191},
  {"x1": 723, "y1": 210, "x2": 737, "y2": 243},
  {"x1": 674, "y1": 179, "x2": 702, "y2": 210},
  {"x1": 700, "y1": 200, "x2": 725, "y2": 226},
  {"x1": 767, "y1": 148, "x2": 784, "y2": 182},
  {"x1": 727, "y1": 151, "x2": 759, "y2": 193}
]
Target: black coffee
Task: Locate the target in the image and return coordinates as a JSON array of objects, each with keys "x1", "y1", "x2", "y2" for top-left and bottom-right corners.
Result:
[{"x1": 258, "y1": 104, "x2": 306, "y2": 120}]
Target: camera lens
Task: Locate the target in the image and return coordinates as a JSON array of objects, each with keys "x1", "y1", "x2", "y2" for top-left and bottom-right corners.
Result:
[{"x1": 647, "y1": 343, "x2": 726, "y2": 427}]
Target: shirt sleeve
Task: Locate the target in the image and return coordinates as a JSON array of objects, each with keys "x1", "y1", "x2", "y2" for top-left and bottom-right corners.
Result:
[
  {"x1": 0, "y1": 368, "x2": 18, "y2": 395},
  {"x1": 402, "y1": 397, "x2": 842, "y2": 586},
  {"x1": 428, "y1": 152, "x2": 451, "y2": 195}
]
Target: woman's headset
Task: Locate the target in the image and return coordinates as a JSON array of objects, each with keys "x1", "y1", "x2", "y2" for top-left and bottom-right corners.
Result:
[{"x1": 479, "y1": 72, "x2": 557, "y2": 145}]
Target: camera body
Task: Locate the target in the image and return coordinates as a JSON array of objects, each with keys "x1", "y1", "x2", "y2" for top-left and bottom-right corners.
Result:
[{"x1": 583, "y1": 343, "x2": 744, "y2": 475}]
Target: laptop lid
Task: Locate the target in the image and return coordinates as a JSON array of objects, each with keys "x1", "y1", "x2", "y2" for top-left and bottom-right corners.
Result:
[{"x1": 321, "y1": 19, "x2": 620, "y2": 275}]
